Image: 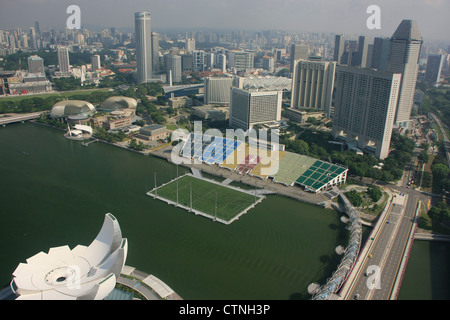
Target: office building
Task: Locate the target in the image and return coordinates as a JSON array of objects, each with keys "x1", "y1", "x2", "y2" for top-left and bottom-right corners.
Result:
[
  {"x1": 290, "y1": 44, "x2": 309, "y2": 72},
  {"x1": 386, "y1": 19, "x2": 423, "y2": 127},
  {"x1": 181, "y1": 54, "x2": 193, "y2": 72},
  {"x1": 352, "y1": 36, "x2": 369, "y2": 68},
  {"x1": 186, "y1": 37, "x2": 195, "y2": 52},
  {"x1": 57, "y1": 45, "x2": 70, "y2": 76},
  {"x1": 371, "y1": 37, "x2": 391, "y2": 71},
  {"x1": 204, "y1": 77, "x2": 234, "y2": 105},
  {"x1": 91, "y1": 54, "x2": 101, "y2": 71},
  {"x1": 228, "y1": 50, "x2": 254, "y2": 71},
  {"x1": 229, "y1": 88, "x2": 282, "y2": 131},
  {"x1": 27, "y1": 55, "x2": 44, "y2": 74},
  {"x1": 165, "y1": 54, "x2": 182, "y2": 84},
  {"x1": 291, "y1": 59, "x2": 336, "y2": 116},
  {"x1": 135, "y1": 11, "x2": 152, "y2": 84},
  {"x1": 333, "y1": 34, "x2": 345, "y2": 64},
  {"x1": 218, "y1": 54, "x2": 226, "y2": 73},
  {"x1": 332, "y1": 66, "x2": 402, "y2": 159},
  {"x1": 262, "y1": 56, "x2": 275, "y2": 73},
  {"x1": 424, "y1": 54, "x2": 444, "y2": 86},
  {"x1": 192, "y1": 50, "x2": 205, "y2": 72},
  {"x1": 151, "y1": 32, "x2": 160, "y2": 73}
]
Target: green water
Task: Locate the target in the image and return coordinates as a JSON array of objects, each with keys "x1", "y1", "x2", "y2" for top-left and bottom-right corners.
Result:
[
  {"x1": 397, "y1": 240, "x2": 450, "y2": 300},
  {"x1": 2, "y1": 123, "x2": 446, "y2": 300},
  {"x1": 0, "y1": 122, "x2": 348, "y2": 299}
]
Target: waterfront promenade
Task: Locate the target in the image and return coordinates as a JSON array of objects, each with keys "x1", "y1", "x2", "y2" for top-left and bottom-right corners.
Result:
[{"x1": 118, "y1": 265, "x2": 182, "y2": 300}]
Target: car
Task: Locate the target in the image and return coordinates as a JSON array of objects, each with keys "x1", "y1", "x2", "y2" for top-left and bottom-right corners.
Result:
[{"x1": 354, "y1": 294, "x2": 360, "y2": 300}]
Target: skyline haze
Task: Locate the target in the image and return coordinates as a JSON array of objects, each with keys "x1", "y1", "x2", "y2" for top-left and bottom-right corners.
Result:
[{"x1": 0, "y1": 0, "x2": 449, "y2": 42}]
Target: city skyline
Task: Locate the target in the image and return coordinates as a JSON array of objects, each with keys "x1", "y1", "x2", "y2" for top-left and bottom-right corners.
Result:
[{"x1": 0, "y1": 0, "x2": 449, "y2": 42}]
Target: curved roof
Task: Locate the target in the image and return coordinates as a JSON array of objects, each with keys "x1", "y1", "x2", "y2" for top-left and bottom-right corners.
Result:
[
  {"x1": 98, "y1": 96, "x2": 137, "y2": 111},
  {"x1": 73, "y1": 124, "x2": 93, "y2": 135},
  {"x1": 10, "y1": 213, "x2": 128, "y2": 300},
  {"x1": 50, "y1": 100, "x2": 95, "y2": 119}
]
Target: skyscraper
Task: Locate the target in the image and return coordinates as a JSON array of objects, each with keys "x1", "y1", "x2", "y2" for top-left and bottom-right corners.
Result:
[
  {"x1": 135, "y1": 11, "x2": 152, "y2": 84},
  {"x1": 371, "y1": 37, "x2": 391, "y2": 71},
  {"x1": 332, "y1": 66, "x2": 402, "y2": 159},
  {"x1": 151, "y1": 32, "x2": 160, "y2": 73},
  {"x1": 333, "y1": 34, "x2": 345, "y2": 64},
  {"x1": 57, "y1": 45, "x2": 70, "y2": 76},
  {"x1": 165, "y1": 54, "x2": 182, "y2": 84},
  {"x1": 290, "y1": 44, "x2": 309, "y2": 72},
  {"x1": 386, "y1": 19, "x2": 423, "y2": 126},
  {"x1": 291, "y1": 59, "x2": 336, "y2": 117},
  {"x1": 424, "y1": 54, "x2": 444, "y2": 86},
  {"x1": 230, "y1": 88, "x2": 282, "y2": 131},
  {"x1": 352, "y1": 36, "x2": 369, "y2": 68}
]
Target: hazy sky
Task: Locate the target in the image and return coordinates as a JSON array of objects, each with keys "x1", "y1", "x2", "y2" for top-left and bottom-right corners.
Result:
[{"x1": 0, "y1": 0, "x2": 449, "y2": 42}]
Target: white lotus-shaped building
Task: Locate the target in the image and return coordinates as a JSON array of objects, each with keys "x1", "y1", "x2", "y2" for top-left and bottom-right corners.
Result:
[{"x1": 10, "y1": 213, "x2": 128, "y2": 300}]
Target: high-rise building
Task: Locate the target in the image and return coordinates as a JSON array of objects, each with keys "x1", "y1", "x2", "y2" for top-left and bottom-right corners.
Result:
[
  {"x1": 229, "y1": 88, "x2": 282, "y2": 131},
  {"x1": 91, "y1": 54, "x2": 101, "y2": 71},
  {"x1": 204, "y1": 77, "x2": 234, "y2": 105},
  {"x1": 186, "y1": 38, "x2": 195, "y2": 52},
  {"x1": 228, "y1": 50, "x2": 254, "y2": 71},
  {"x1": 57, "y1": 45, "x2": 70, "y2": 76},
  {"x1": 165, "y1": 54, "x2": 182, "y2": 84},
  {"x1": 290, "y1": 44, "x2": 309, "y2": 72},
  {"x1": 371, "y1": 37, "x2": 391, "y2": 71},
  {"x1": 333, "y1": 34, "x2": 345, "y2": 64},
  {"x1": 192, "y1": 50, "x2": 205, "y2": 72},
  {"x1": 352, "y1": 36, "x2": 369, "y2": 67},
  {"x1": 262, "y1": 56, "x2": 275, "y2": 73},
  {"x1": 218, "y1": 54, "x2": 227, "y2": 73},
  {"x1": 424, "y1": 54, "x2": 444, "y2": 86},
  {"x1": 34, "y1": 21, "x2": 40, "y2": 35},
  {"x1": 206, "y1": 52, "x2": 215, "y2": 70},
  {"x1": 134, "y1": 11, "x2": 152, "y2": 84},
  {"x1": 30, "y1": 27, "x2": 38, "y2": 50},
  {"x1": 181, "y1": 54, "x2": 193, "y2": 72},
  {"x1": 27, "y1": 55, "x2": 44, "y2": 74},
  {"x1": 291, "y1": 59, "x2": 336, "y2": 117},
  {"x1": 151, "y1": 32, "x2": 160, "y2": 73},
  {"x1": 386, "y1": 19, "x2": 423, "y2": 126},
  {"x1": 332, "y1": 66, "x2": 402, "y2": 159}
]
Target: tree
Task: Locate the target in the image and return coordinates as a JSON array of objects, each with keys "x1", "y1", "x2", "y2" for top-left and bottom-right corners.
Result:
[
  {"x1": 367, "y1": 186, "x2": 382, "y2": 202},
  {"x1": 418, "y1": 150, "x2": 429, "y2": 164},
  {"x1": 345, "y1": 190, "x2": 363, "y2": 207}
]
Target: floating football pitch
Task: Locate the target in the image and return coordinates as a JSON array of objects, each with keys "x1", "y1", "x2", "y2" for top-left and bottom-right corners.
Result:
[{"x1": 148, "y1": 175, "x2": 262, "y2": 223}]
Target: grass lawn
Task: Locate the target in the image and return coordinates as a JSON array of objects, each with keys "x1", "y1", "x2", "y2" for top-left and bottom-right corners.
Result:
[{"x1": 152, "y1": 175, "x2": 259, "y2": 222}]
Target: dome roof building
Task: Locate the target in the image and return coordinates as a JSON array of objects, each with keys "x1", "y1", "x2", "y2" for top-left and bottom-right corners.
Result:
[
  {"x1": 50, "y1": 100, "x2": 96, "y2": 119},
  {"x1": 98, "y1": 96, "x2": 137, "y2": 112}
]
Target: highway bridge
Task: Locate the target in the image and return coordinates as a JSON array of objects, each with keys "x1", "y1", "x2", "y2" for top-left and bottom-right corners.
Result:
[{"x1": 0, "y1": 112, "x2": 44, "y2": 126}]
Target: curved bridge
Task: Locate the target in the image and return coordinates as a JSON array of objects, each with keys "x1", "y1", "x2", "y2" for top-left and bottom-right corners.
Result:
[{"x1": 311, "y1": 192, "x2": 362, "y2": 300}]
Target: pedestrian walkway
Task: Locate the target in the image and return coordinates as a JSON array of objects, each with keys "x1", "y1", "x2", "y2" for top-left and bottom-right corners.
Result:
[
  {"x1": 191, "y1": 168, "x2": 203, "y2": 179},
  {"x1": 119, "y1": 265, "x2": 182, "y2": 300}
]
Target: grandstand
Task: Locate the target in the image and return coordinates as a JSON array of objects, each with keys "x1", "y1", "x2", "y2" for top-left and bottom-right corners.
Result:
[{"x1": 178, "y1": 133, "x2": 348, "y2": 193}]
